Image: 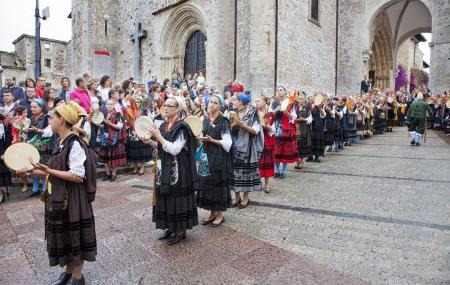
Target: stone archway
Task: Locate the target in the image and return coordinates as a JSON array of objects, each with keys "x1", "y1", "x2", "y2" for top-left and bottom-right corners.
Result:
[
  {"x1": 366, "y1": 0, "x2": 432, "y2": 90},
  {"x1": 160, "y1": 4, "x2": 208, "y2": 79},
  {"x1": 369, "y1": 24, "x2": 393, "y2": 90}
]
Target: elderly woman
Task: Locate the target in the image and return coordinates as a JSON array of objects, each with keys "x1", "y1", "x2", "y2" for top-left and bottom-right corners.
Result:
[
  {"x1": 197, "y1": 94, "x2": 233, "y2": 226},
  {"x1": 230, "y1": 92, "x2": 264, "y2": 208},
  {"x1": 142, "y1": 96, "x2": 199, "y2": 245},
  {"x1": 17, "y1": 101, "x2": 97, "y2": 285}
]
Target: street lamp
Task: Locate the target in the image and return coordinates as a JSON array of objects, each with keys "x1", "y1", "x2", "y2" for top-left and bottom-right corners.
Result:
[{"x1": 35, "y1": 0, "x2": 50, "y2": 79}]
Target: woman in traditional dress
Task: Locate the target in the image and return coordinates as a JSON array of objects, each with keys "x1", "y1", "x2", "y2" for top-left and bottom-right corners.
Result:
[
  {"x1": 197, "y1": 94, "x2": 233, "y2": 226},
  {"x1": 343, "y1": 97, "x2": 357, "y2": 145},
  {"x1": 126, "y1": 103, "x2": 152, "y2": 175},
  {"x1": 332, "y1": 97, "x2": 344, "y2": 152},
  {"x1": 98, "y1": 99, "x2": 127, "y2": 182},
  {"x1": 308, "y1": 93, "x2": 326, "y2": 162},
  {"x1": 323, "y1": 97, "x2": 335, "y2": 151},
  {"x1": 354, "y1": 96, "x2": 366, "y2": 143},
  {"x1": 17, "y1": 101, "x2": 97, "y2": 285},
  {"x1": 142, "y1": 96, "x2": 199, "y2": 245},
  {"x1": 397, "y1": 95, "x2": 408, "y2": 127},
  {"x1": 25, "y1": 99, "x2": 52, "y2": 198},
  {"x1": 230, "y1": 92, "x2": 264, "y2": 208},
  {"x1": 375, "y1": 97, "x2": 388, "y2": 134},
  {"x1": 295, "y1": 95, "x2": 312, "y2": 168},
  {"x1": 271, "y1": 87, "x2": 298, "y2": 178},
  {"x1": 256, "y1": 96, "x2": 274, "y2": 192}
]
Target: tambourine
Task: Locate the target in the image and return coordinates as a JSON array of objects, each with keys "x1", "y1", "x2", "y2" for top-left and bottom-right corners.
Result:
[
  {"x1": 184, "y1": 115, "x2": 203, "y2": 137},
  {"x1": 91, "y1": 111, "x2": 105, "y2": 126},
  {"x1": 314, "y1": 94, "x2": 325, "y2": 106},
  {"x1": 3, "y1": 143, "x2": 40, "y2": 171},
  {"x1": 134, "y1": 116, "x2": 154, "y2": 139},
  {"x1": 228, "y1": 111, "x2": 239, "y2": 128}
]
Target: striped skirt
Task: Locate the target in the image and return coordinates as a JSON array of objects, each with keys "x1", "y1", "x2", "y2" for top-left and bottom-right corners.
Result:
[{"x1": 232, "y1": 161, "x2": 261, "y2": 193}]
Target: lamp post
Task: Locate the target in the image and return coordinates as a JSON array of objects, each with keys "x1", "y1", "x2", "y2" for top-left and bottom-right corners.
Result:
[{"x1": 34, "y1": 0, "x2": 50, "y2": 79}]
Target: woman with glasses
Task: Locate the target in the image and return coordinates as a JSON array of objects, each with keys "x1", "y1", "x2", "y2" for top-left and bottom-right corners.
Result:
[{"x1": 142, "y1": 97, "x2": 198, "y2": 245}]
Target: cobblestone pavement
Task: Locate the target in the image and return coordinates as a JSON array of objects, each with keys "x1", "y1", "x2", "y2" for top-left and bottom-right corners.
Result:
[{"x1": 1, "y1": 128, "x2": 449, "y2": 284}]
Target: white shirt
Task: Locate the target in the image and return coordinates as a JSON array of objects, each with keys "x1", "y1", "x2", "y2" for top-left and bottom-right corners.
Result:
[
  {"x1": 97, "y1": 86, "x2": 110, "y2": 102},
  {"x1": 60, "y1": 140, "x2": 86, "y2": 177}
]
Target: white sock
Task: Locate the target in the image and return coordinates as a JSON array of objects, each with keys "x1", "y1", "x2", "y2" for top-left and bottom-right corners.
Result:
[{"x1": 415, "y1": 133, "x2": 422, "y2": 143}]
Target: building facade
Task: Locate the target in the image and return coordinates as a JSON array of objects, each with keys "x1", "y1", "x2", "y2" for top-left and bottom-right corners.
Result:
[{"x1": 65, "y1": 0, "x2": 450, "y2": 95}]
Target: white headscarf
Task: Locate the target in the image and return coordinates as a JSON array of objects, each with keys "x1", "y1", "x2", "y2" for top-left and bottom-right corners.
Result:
[{"x1": 416, "y1": 92, "x2": 424, "y2": 101}]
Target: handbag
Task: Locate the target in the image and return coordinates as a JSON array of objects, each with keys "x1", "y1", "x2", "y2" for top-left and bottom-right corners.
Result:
[{"x1": 197, "y1": 143, "x2": 210, "y2": 177}]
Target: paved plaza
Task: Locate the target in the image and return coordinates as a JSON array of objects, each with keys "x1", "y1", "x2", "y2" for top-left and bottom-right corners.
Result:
[{"x1": 1, "y1": 128, "x2": 449, "y2": 285}]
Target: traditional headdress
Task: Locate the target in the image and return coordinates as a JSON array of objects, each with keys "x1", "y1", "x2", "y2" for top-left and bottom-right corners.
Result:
[{"x1": 55, "y1": 101, "x2": 87, "y2": 125}]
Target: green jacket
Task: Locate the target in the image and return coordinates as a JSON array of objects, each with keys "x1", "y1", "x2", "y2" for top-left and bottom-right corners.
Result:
[{"x1": 407, "y1": 100, "x2": 429, "y2": 120}]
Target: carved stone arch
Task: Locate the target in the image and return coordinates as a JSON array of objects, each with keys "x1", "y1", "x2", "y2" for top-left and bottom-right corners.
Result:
[{"x1": 159, "y1": 3, "x2": 208, "y2": 79}]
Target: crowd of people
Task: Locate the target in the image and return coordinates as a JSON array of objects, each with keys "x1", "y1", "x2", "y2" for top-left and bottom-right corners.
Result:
[{"x1": 0, "y1": 70, "x2": 448, "y2": 284}]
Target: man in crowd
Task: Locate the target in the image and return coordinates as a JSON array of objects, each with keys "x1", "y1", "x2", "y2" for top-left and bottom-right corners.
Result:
[
  {"x1": 406, "y1": 92, "x2": 430, "y2": 146},
  {"x1": 70, "y1": 77, "x2": 91, "y2": 113},
  {"x1": 20, "y1": 87, "x2": 37, "y2": 117},
  {"x1": 360, "y1": 75, "x2": 370, "y2": 94},
  {"x1": 0, "y1": 76, "x2": 25, "y2": 105},
  {"x1": 35, "y1": 76, "x2": 46, "y2": 98},
  {"x1": 223, "y1": 80, "x2": 232, "y2": 96}
]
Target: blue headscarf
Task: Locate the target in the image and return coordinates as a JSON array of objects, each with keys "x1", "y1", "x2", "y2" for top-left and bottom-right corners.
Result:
[
  {"x1": 237, "y1": 92, "x2": 251, "y2": 105},
  {"x1": 33, "y1": 98, "x2": 45, "y2": 110},
  {"x1": 209, "y1": 94, "x2": 224, "y2": 107}
]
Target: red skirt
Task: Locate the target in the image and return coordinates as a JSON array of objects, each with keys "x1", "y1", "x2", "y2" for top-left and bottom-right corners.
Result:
[
  {"x1": 98, "y1": 142, "x2": 127, "y2": 168},
  {"x1": 259, "y1": 148, "x2": 274, "y2": 177},
  {"x1": 273, "y1": 137, "x2": 299, "y2": 163}
]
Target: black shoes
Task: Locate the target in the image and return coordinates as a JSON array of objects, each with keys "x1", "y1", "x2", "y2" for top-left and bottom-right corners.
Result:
[
  {"x1": 232, "y1": 199, "x2": 241, "y2": 208},
  {"x1": 158, "y1": 230, "x2": 174, "y2": 240},
  {"x1": 314, "y1": 157, "x2": 321, "y2": 163},
  {"x1": 167, "y1": 232, "x2": 186, "y2": 245},
  {"x1": 102, "y1": 175, "x2": 111, "y2": 181},
  {"x1": 306, "y1": 157, "x2": 314, "y2": 162},
  {"x1": 67, "y1": 275, "x2": 85, "y2": 285},
  {"x1": 201, "y1": 217, "x2": 216, "y2": 226},
  {"x1": 211, "y1": 217, "x2": 225, "y2": 227},
  {"x1": 110, "y1": 175, "x2": 117, "y2": 182},
  {"x1": 238, "y1": 199, "x2": 250, "y2": 209},
  {"x1": 415, "y1": 142, "x2": 421, "y2": 146},
  {"x1": 410, "y1": 140, "x2": 416, "y2": 145},
  {"x1": 25, "y1": 191, "x2": 40, "y2": 198},
  {"x1": 274, "y1": 173, "x2": 280, "y2": 178},
  {"x1": 279, "y1": 174, "x2": 286, "y2": 179},
  {"x1": 51, "y1": 272, "x2": 72, "y2": 285}
]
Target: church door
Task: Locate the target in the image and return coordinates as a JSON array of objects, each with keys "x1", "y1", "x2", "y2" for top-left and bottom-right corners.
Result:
[{"x1": 184, "y1": 30, "x2": 206, "y2": 76}]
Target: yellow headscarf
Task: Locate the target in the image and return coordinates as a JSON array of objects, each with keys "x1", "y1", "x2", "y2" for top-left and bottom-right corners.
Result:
[{"x1": 55, "y1": 101, "x2": 87, "y2": 126}]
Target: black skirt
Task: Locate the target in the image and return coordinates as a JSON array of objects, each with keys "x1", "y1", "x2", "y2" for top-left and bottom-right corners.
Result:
[
  {"x1": 197, "y1": 179, "x2": 232, "y2": 211},
  {"x1": 153, "y1": 189, "x2": 199, "y2": 233},
  {"x1": 126, "y1": 140, "x2": 152, "y2": 163},
  {"x1": 311, "y1": 129, "x2": 324, "y2": 157}
]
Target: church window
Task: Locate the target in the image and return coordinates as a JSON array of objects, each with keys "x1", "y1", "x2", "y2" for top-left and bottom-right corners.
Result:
[
  {"x1": 310, "y1": 0, "x2": 320, "y2": 25},
  {"x1": 44, "y1": 58, "x2": 51, "y2": 68},
  {"x1": 44, "y1": 43, "x2": 50, "y2": 50}
]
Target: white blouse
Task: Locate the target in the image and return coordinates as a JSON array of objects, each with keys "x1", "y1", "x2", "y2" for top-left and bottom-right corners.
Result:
[
  {"x1": 162, "y1": 132, "x2": 186, "y2": 156},
  {"x1": 61, "y1": 140, "x2": 86, "y2": 177}
]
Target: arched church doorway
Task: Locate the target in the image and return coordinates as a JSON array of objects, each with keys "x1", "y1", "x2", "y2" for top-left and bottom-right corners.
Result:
[
  {"x1": 184, "y1": 30, "x2": 206, "y2": 76},
  {"x1": 367, "y1": 0, "x2": 432, "y2": 90}
]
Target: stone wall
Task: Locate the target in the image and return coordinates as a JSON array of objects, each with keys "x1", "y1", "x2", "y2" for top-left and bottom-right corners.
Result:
[
  {"x1": 66, "y1": 0, "x2": 449, "y2": 95},
  {"x1": 10, "y1": 35, "x2": 66, "y2": 87},
  {"x1": 278, "y1": 0, "x2": 337, "y2": 96}
]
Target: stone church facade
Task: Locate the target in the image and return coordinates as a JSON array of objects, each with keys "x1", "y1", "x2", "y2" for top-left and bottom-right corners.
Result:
[{"x1": 65, "y1": 0, "x2": 449, "y2": 96}]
